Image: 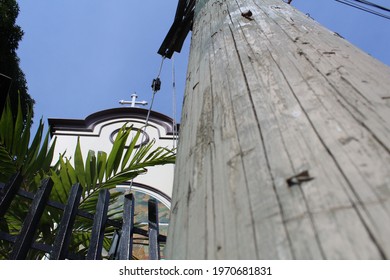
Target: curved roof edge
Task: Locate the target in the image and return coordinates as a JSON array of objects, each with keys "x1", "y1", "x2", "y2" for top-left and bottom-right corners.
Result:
[{"x1": 48, "y1": 107, "x2": 180, "y2": 136}]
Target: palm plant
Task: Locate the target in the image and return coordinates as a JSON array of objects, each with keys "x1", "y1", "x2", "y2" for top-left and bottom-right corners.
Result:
[
  {"x1": 0, "y1": 96, "x2": 55, "y2": 190},
  {"x1": 48, "y1": 124, "x2": 175, "y2": 257},
  {"x1": 0, "y1": 95, "x2": 55, "y2": 259},
  {"x1": 0, "y1": 96, "x2": 176, "y2": 259}
]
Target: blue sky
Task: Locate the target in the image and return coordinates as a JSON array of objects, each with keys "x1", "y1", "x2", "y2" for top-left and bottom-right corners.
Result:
[{"x1": 16, "y1": 0, "x2": 390, "y2": 133}]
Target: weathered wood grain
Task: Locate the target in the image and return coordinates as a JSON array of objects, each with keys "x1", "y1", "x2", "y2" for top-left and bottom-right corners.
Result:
[{"x1": 166, "y1": 0, "x2": 390, "y2": 259}]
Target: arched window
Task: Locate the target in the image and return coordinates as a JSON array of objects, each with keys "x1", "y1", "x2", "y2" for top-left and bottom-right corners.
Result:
[{"x1": 114, "y1": 182, "x2": 170, "y2": 260}]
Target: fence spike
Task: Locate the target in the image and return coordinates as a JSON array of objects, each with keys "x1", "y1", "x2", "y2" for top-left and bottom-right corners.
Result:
[
  {"x1": 0, "y1": 172, "x2": 23, "y2": 218},
  {"x1": 148, "y1": 198, "x2": 160, "y2": 260},
  {"x1": 118, "y1": 193, "x2": 135, "y2": 260},
  {"x1": 9, "y1": 178, "x2": 53, "y2": 259},
  {"x1": 87, "y1": 189, "x2": 110, "y2": 260},
  {"x1": 50, "y1": 183, "x2": 83, "y2": 260}
]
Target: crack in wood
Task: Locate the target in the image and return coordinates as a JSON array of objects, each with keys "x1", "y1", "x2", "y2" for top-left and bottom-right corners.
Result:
[{"x1": 338, "y1": 136, "x2": 358, "y2": 145}]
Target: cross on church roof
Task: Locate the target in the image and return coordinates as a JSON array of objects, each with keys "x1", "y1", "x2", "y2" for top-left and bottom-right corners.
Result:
[{"x1": 119, "y1": 93, "x2": 148, "y2": 108}]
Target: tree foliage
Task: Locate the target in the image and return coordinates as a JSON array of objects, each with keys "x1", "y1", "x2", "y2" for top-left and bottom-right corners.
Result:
[{"x1": 0, "y1": 0, "x2": 34, "y2": 120}]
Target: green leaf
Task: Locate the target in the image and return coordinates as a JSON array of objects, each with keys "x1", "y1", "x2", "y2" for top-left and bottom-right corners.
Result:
[
  {"x1": 25, "y1": 119, "x2": 44, "y2": 168},
  {"x1": 97, "y1": 151, "x2": 107, "y2": 185},
  {"x1": 12, "y1": 95, "x2": 24, "y2": 157},
  {"x1": 0, "y1": 97, "x2": 14, "y2": 151},
  {"x1": 65, "y1": 160, "x2": 77, "y2": 184},
  {"x1": 129, "y1": 139, "x2": 155, "y2": 167},
  {"x1": 50, "y1": 171, "x2": 67, "y2": 204},
  {"x1": 121, "y1": 128, "x2": 141, "y2": 170},
  {"x1": 27, "y1": 128, "x2": 50, "y2": 177},
  {"x1": 18, "y1": 108, "x2": 32, "y2": 162},
  {"x1": 104, "y1": 170, "x2": 144, "y2": 188},
  {"x1": 0, "y1": 97, "x2": 14, "y2": 149},
  {"x1": 0, "y1": 145, "x2": 16, "y2": 182},
  {"x1": 106, "y1": 125, "x2": 129, "y2": 177},
  {"x1": 74, "y1": 138, "x2": 86, "y2": 188},
  {"x1": 85, "y1": 150, "x2": 96, "y2": 194},
  {"x1": 41, "y1": 136, "x2": 57, "y2": 172},
  {"x1": 58, "y1": 157, "x2": 71, "y2": 198}
]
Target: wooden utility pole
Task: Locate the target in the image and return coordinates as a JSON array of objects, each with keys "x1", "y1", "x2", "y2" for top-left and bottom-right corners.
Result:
[{"x1": 163, "y1": 0, "x2": 390, "y2": 259}]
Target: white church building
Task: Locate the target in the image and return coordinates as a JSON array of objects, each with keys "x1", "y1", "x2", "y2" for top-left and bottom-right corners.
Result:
[
  {"x1": 48, "y1": 105, "x2": 177, "y2": 205},
  {"x1": 48, "y1": 101, "x2": 178, "y2": 259}
]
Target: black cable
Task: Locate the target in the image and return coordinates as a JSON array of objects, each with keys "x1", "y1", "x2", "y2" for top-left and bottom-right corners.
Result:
[
  {"x1": 335, "y1": 0, "x2": 390, "y2": 20},
  {"x1": 353, "y1": 0, "x2": 390, "y2": 13}
]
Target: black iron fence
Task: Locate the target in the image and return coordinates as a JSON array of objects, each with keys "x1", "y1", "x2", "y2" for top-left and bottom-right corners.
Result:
[{"x1": 0, "y1": 173, "x2": 165, "y2": 260}]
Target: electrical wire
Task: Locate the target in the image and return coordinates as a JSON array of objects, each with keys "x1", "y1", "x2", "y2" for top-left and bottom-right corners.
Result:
[
  {"x1": 143, "y1": 56, "x2": 165, "y2": 138},
  {"x1": 353, "y1": 0, "x2": 390, "y2": 13},
  {"x1": 128, "y1": 56, "x2": 165, "y2": 192},
  {"x1": 335, "y1": 0, "x2": 390, "y2": 20},
  {"x1": 171, "y1": 54, "x2": 178, "y2": 149}
]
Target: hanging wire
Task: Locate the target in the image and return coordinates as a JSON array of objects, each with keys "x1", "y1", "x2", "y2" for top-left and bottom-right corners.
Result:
[
  {"x1": 171, "y1": 54, "x2": 178, "y2": 149},
  {"x1": 335, "y1": 0, "x2": 390, "y2": 20},
  {"x1": 353, "y1": 0, "x2": 390, "y2": 12},
  {"x1": 128, "y1": 56, "x2": 165, "y2": 192},
  {"x1": 144, "y1": 56, "x2": 165, "y2": 132}
]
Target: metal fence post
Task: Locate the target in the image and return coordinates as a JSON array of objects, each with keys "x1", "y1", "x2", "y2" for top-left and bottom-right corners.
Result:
[
  {"x1": 0, "y1": 172, "x2": 23, "y2": 218},
  {"x1": 118, "y1": 193, "x2": 135, "y2": 260},
  {"x1": 50, "y1": 183, "x2": 83, "y2": 260},
  {"x1": 148, "y1": 198, "x2": 160, "y2": 260},
  {"x1": 87, "y1": 189, "x2": 110, "y2": 260},
  {"x1": 9, "y1": 178, "x2": 53, "y2": 259}
]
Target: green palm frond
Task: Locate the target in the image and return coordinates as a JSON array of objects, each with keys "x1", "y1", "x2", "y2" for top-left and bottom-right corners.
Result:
[
  {"x1": 0, "y1": 95, "x2": 56, "y2": 190},
  {"x1": 54, "y1": 123, "x2": 176, "y2": 192},
  {"x1": 0, "y1": 145, "x2": 17, "y2": 182},
  {"x1": 48, "y1": 123, "x2": 176, "y2": 254},
  {"x1": 0, "y1": 96, "x2": 58, "y2": 259}
]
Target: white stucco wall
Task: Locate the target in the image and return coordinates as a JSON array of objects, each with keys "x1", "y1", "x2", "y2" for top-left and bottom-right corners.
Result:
[{"x1": 49, "y1": 109, "x2": 177, "y2": 201}]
